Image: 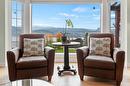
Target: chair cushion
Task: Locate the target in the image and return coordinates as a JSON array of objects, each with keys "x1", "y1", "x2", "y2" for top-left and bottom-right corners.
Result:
[
  {"x1": 23, "y1": 38, "x2": 44, "y2": 57},
  {"x1": 89, "y1": 37, "x2": 111, "y2": 57},
  {"x1": 16, "y1": 56, "x2": 47, "y2": 69},
  {"x1": 84, "y1": 55, "x2": 115, "y2": 70}
]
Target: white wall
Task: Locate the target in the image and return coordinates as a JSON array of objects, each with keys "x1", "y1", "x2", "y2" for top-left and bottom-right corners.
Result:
[
  {"x1": 5, "y1": 0, "x2": 12, "y2": 66},
  {"x1": 23, "y1": 0, "x2": 32, "y2": 33},
  {"x1": 120, "y1": 0, "x2": 129, "y2": 67},
  {"x1": 0, "y1": 0, "x2": 11, "y2": 66},
  {"x1": 101, "y1": 0, "x2": 110, "y2": 33},
  {"x1": 0, "y1": 0, "x2": 6, "y2": 66},
  {"x1": 127, "y1": 0, "x2": 130, "y2": 67}
]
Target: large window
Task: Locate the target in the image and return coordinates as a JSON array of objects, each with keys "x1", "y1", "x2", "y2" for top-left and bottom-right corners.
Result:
[
  {"x1": 32, "y1": 4, "x2": 101, "y2": 38},
  {"x1": 12, "y1": 0, "x2": 23, "y2": 48},
  {"x1": 31, "y1": 4, "x2": 101, "y2": 54}
]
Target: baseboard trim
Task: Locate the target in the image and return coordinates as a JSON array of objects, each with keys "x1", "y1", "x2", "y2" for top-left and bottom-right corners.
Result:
[
  {"x1": 0, "y1": 64, "x2": 5, "y2": 67},
  {"x1": 127, "y1": 63, "x2": 130, "y2": 68}
]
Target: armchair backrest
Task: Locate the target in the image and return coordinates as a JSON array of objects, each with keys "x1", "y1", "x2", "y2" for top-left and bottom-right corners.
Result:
[
  {"x1": 89, "y1": 33, "x2": 114, "y2": 56},
  {"x1": 19, "y1": 34, "x2": 44, "y2": 55}
]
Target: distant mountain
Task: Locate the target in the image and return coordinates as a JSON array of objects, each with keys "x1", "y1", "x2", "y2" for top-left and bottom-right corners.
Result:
[
  {"x1": 12, "y1": 26, "x2": 100, "y2": 37},
  {"x1": 32, "y1": 26, "x2": 100, "y2": 37}
]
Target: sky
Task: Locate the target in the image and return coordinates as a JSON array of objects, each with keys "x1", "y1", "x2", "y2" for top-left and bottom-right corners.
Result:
[
  {"x1": 12, "y1": 1, "x2": 116, "y2": 30},
  {"x1": 32, "y1": 4, "x2": 101, "y2": 30}
]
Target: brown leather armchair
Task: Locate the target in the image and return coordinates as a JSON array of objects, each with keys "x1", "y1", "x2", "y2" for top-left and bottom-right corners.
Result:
[
  {"x1": 76, "y1": 33, "x2": 125, "y2": 86},
  {"x1": 7, "y1": 34, "x2": 55, "y2": 81}
]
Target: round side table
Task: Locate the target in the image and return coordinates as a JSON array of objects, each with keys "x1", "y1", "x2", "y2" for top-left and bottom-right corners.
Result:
[{"x1": 52, "y1": 42, "x2": 80, "y2": 75}]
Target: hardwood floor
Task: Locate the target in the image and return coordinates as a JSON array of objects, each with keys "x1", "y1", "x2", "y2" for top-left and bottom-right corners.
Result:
[{"x1": 0, "y1": 63, "x2": 130, "y2": 86}]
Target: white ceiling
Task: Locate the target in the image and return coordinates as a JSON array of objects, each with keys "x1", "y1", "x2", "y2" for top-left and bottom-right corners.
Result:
[
  {"x1": 31, "y1": 0, "x2": 102, "y2": 3},
  {"x1": 18, "y1": 0, "x2": 115, "y2": 4}
]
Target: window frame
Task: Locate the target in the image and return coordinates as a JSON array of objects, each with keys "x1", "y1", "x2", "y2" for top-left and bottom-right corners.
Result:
[{"x1": 11, "y1": 0, "x2": 24, "y2": 48}]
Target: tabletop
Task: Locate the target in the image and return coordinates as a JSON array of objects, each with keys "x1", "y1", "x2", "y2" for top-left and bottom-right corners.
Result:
[{"x1": 52, "y1": 42, "x2": 80, "y2": 46}]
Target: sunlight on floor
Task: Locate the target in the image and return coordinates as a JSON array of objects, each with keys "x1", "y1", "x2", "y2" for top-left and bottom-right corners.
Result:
[{"x1": 0, "y1": 64, "x2": 130, "y2": 86}]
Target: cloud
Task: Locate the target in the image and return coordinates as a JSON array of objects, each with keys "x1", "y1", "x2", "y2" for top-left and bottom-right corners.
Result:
[
  {"x1": 58, "y1": 13, "x2": 78, "y2": 18},
  {"x1": 88, "y1": 14, "x2": 100, "y2": 20},
  {"x1": 73, "y1": 7, "x2": 87, "y2": 13}
]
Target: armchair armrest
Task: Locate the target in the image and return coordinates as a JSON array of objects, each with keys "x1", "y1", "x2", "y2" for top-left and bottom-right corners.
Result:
[
  {"x1": 76, "y1": 46, "x2": 89, "y2": 60},
  {"x1": 113, "y1": 48, "x2": 125, "y2": 81},
  {"x1": 44, "y1": 46, "x2": 55, "y2": 75},
  {"x1": 76, "y1": 46, "x2": 89, "y2": 79},
  {"x1": 7, "y1": 48, "x2": 20, "y2": 81}
]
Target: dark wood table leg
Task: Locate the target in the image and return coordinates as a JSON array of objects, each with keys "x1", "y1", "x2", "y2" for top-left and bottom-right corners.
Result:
[
  {"x1": 57, "y1": 46, "x2": 77, "y2": 76},
  {"x1": 64, "y1": 46, "x2": 70, "y2": 69}
]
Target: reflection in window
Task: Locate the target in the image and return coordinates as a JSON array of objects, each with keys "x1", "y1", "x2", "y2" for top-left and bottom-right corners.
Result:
[{"x1": 110, "y1": 11, "x2": 115, "y2": 34}]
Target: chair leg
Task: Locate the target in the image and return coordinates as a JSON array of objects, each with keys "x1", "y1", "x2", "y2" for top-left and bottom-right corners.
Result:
[
  {"x1": 48, "y1": 76, "x2": 52, "y2": 81},
  {"x1": 79, "y1": 75, "x2": 84, "y2": 81},
  {"x1": 116, "y1": 81, "x2": 121, "y2": 86}
]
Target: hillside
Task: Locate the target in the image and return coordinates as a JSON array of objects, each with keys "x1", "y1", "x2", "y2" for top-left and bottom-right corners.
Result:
[{"x1": 32, "y1": 26, "x2": 100, "y2": 37}]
